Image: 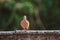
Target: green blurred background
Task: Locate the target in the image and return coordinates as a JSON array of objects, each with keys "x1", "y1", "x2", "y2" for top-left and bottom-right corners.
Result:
[{"x1": 0, "y1": 0, "x2": 60, "y2": 31}]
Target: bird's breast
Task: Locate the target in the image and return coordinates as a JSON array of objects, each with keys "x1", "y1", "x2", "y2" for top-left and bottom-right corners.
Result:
[{"x1": 21, "y1": 19, "x2": 29, "y2": 29}]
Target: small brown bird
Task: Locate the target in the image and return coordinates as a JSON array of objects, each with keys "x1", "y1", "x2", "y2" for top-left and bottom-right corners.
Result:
[{"x1": 21, "y1": 15, "x2": 29, "y2": 30}]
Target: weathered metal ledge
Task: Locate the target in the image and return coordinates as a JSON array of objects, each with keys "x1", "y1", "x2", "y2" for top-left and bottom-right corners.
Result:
[{"x1": 0, "y1": 30, "x2": 60, "y2": 35}]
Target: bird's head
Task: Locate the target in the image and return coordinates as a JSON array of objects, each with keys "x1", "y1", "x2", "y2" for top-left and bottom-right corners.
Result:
[{"x1": 23, "y1": 15, "x2": 27, "y2": 20}]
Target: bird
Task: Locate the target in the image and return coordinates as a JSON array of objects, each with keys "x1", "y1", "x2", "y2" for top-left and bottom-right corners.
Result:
[{"x1": 21, "y1": 15, "x2": 29, "y2": 31}]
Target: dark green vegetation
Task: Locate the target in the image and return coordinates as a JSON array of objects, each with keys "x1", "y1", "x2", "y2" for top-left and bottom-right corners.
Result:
[{"x1": 0, "y1": 0, "x2": 60, "y2": 30}]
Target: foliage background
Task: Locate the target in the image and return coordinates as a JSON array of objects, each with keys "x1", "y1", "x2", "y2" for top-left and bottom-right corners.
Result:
[{"x1": 0, "y1": 0, "x2": 60, "y2": 31}]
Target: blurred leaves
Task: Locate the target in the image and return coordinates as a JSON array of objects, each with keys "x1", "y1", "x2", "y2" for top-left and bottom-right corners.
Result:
[
  {"x1": 0, "y1": 0, "x2": 60, "y2": 30},
  {"x1": 22, "y1": 2, "x2": 35, "y2": 14},
  {"x1": 4, "y1": 1, "x2": 16, "y2": 10},
  {"x1": 0, "y1": 0, "x2": 35, "y2": 30}
]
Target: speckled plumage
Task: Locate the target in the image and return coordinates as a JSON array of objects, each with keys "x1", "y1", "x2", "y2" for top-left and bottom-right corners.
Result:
[{"x1": 21, "y1": 15, "x2": 29, "y2": 30}]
